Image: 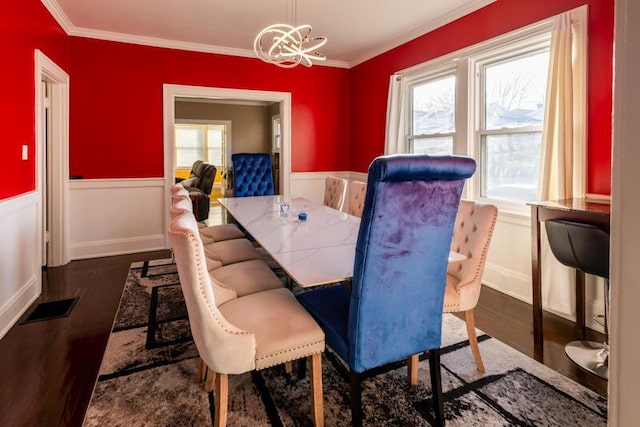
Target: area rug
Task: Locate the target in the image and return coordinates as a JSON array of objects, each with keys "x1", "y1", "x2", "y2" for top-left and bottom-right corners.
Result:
[{"x1": 84, "y1": 260, "x2": 607, "y2": 426}]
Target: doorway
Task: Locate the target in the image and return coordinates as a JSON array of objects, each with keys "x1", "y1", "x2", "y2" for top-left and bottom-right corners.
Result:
[
  {"x1": 162, "y1": 85, "x2": 292, "y2": 247},
  {"x1": 35, "y1": 50, "x2": 70, "y2": 268}
]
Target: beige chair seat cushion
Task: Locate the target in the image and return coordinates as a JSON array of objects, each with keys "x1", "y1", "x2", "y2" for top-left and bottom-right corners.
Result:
[
  {"x1": 199, "y1": 223, "x2": 245, "y2": 243},
  {"x1": 220, "y1": 288, "x2": 325, "y2": 370},
  {"x1": 210, "y1": 259, "x2": 284, "y2": 297},
  {"x1": 204, "y1": 238, "x2": 261, "y2": 269}
]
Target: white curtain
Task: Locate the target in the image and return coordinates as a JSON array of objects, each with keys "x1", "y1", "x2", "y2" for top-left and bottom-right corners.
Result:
[
  {"x1": 539, "y1": 12, "x2": 578, "y2": 315},
  {"x1": 384, "y1": 75, "x2": 406, "y2": 155}
]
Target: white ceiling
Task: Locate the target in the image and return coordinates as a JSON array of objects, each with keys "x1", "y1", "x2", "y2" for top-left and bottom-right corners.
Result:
[{"x1": 43, "y1": 0, "x2": 495, "y2": 68}]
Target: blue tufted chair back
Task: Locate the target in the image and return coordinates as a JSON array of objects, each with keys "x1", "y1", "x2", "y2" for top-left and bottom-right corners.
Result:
[
  {"x1": 348, "y1": 154, "x2": 476, "y2": 372},
  {"x1": 231, "y1": 153, "x2": 275, "y2": 197}
]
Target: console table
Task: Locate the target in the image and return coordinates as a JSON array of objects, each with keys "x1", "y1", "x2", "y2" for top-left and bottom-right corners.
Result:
[{"x1": 529, "y1": 198, "x2": 610, "y2": 356}]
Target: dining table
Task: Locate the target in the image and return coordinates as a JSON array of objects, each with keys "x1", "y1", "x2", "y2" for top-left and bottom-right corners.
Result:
[{"x1": 218, "y1": 195, "x2": 466, "y2": 288}]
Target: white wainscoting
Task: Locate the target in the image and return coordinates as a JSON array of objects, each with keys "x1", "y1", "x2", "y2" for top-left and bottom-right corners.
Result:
[
  {"x1": 289, "y1": 171, "x2": 352, "y2": 210},
  {"x1": 0, "y1": 193, "x2": 41, "y2": 339},
  {"x1": 69, "y1": 179, "x2": 168, "y2": 259}
]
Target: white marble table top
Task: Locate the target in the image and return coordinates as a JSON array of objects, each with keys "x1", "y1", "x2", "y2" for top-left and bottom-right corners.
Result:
[
  {"x1": 218, "y1": 195, "x2": 465, "y2": 287},
  {"x1": 219, "y1": 196, "x2": 357, "y2": 287}
]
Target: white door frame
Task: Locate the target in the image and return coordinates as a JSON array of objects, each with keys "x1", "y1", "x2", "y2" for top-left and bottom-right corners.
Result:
[
  {"x1": 35, "y1": 49, "x2": 70, "y2": 267},
  {"x1": 162, "y1": 84, "x2": 292, "y2": 247}
]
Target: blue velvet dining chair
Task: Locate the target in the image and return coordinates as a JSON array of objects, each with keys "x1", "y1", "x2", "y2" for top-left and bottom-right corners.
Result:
[
  {"x1": 231, "y1": 153, "x2": 275, "y2": 197},
  {"x1": 297, "y1": 154, "x2": 476, "y2": 427}
]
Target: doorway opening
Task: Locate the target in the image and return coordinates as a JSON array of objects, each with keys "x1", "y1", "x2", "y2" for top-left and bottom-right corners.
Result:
[
  {"x1": 162, "y1": 85, "x2": 292, "y2": 247},
  {"x1": 35, "y1": 50, "x2": 70, "y2": 268}
]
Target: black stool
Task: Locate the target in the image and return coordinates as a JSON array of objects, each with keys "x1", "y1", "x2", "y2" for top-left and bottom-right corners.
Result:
[{"x1": 545, "y1": 219, "x2": 610, "y2": 380}]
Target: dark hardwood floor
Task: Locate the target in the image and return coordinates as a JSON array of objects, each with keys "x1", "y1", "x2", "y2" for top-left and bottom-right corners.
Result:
[
  {"x1": 0, "y1": 250, "x2": 607, "y2": 426},
  {"x1": 0, "y1": 250, "x2": 169, "y2": 427}
]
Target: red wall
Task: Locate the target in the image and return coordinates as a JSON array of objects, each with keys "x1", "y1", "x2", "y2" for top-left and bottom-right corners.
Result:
[
  {"x1": 1, "y1": 1, "x2": 68, "y2": 200},
  {"x1": 2, "y1": 0, "x2": 614, "y2": 200},
  {"x1": 349, "y1": 0, "x2": 614, "y2": 195},
  {"x1": 68, "y1": 39, "x2": 350, "y2": 178}
]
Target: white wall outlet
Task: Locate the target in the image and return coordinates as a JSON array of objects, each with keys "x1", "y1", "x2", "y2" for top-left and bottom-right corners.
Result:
[{"x1": 21, "y1": 145, "x2": 28, "y2": 160}]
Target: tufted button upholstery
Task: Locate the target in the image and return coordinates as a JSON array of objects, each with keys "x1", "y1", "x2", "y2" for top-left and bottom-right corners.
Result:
[
  {"x1": 231, "y1": 153, "x2": 275, "y2": 197},
  {"x1": 347, "y1": 181, "x2": 366, "y2": 217},
  {"x1": 440, "y1": 199, "x2": 497, "y2": 373},
  {"x1": 168, "y1": 206, "x2": 325, "y2": 426},
  {"x1": 323, "y1": 176, "x2": 348, "y2": 211},
  {"x1": 444, "y1": 200, "x2": 498, "y2": 312},
  {"x1": 298, "y1": 154, "x2": 476, "y2": 426}
]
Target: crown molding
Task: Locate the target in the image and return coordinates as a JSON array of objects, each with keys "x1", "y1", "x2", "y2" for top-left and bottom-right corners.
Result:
[
  {"x1": 349, "y1": 0, "x2": 497, "y2": 67},
  {"x1": 40, "y1": 0, "x2": 74, "y2": 33}
]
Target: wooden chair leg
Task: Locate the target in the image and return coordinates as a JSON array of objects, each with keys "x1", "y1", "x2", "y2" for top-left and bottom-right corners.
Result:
[
  {"x1": 214, "y1": 373, "x2": 228, "y2": 427},
  {"x1": 284, "y1": 360, "x2": 293, "y2": 374},
  {"x1": 349, "y1": 371, "x2": 363, "y2": 427},
  {"x1": 310, "y1": 353, "x2": 324, "y2": 427},
  {"x1": 428, "y1": 349, "x2": 445, "y2": 427},
  {"x1": 205, "y1": 367, "x2": 216, "y2": 392},
  {"x1": 465, "y1": 310, "x2": 485, "y2": 373},
  {"x1": 197, "y1": 357, "x2": 206, "y2": 382},
  {"x1": 407, "y1": 354, "x2": 419, "y2": 386}
]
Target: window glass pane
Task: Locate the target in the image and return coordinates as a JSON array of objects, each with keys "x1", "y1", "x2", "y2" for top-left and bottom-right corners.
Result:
[
  {"x1": 412, "y1": 137, "x2": 453, "y2": 155},
  {"x1": 175, "y1": 127, "x2": 204, "y2": 148},
  {"x1": 412, "y1": 75, "x2": 455, "y2": 135},
  {"x1": 483, "y1": 133, "x2": 541, "y2": 202},
  {"x1": 484, "y1": 50, "x2": 550, "y2": 130},
  {"x1": 176, "y1": 148, "x2": 201, "y2": 168},
  {"x1": 207, "y1": 127, "x2": 224, "y2": 166}
]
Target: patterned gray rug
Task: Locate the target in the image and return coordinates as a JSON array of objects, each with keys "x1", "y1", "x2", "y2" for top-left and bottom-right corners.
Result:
[{"x1": 84, "y1": 260, "x2": 607, "y2": 426}]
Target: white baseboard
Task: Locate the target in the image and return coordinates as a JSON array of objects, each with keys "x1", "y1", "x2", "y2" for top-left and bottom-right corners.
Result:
[
  {"x1": 69, "y1": 234, "x2": 166, "y2": 260},
  {"x1": 0, "y1": 275, "x2": 39, "y2": 339},
  {"x1": 483, "y1": 262, "x2": 605, "y2": 333}
]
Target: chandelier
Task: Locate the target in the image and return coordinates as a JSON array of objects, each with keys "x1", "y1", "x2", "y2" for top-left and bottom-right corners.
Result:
[{"x1": 253, "y1": 0, "x2": 327, "y2": 68}]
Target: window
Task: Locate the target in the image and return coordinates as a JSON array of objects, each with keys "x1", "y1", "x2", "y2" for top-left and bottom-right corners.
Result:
[
  {"x1": 175, "y1": 123, "x2": 227, "y2": 168},
  {"x1": 394, "y1": 10, "x2": 586, "y2": 212},
  {"x1": 478, "y1": 48, "x2": 550, "y2": 203},
  {"x1": 409, "y1": 74, "x2": 456, "y2": 155}
]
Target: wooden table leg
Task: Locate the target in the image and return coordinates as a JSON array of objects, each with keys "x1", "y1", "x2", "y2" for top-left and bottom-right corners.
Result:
[{"x1": 531, "y1": 206, "x2": 544, "y2": 356}]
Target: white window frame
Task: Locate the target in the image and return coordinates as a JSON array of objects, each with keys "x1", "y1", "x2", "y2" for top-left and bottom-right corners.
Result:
[
  {"x1": 473, "y1": 37, "x2": 551, "y2": 212},
  {"x1": 396, "y1": 6, "x2": 587, "y2": 215},
  {"x1": 406, "y1": 67, "x2": 458, "y2": 155}
]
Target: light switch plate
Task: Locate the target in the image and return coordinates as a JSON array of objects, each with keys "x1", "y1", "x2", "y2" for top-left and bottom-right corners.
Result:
[{"x1": 22, "y1": 145, "x2": 28, "y2": 160}]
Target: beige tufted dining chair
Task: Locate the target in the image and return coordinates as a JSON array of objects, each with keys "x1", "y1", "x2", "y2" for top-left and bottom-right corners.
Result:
[
  {"x1": 323, "y1": 176, "x2": 348, "y2": 211},
  {"x1": 347, "y1": 181, "x2": 367, "y2": 218},
  {"x1": 408, "y1": 200, "x2": 497, "y2": 381},
  {"x1": 169, "y1": 209, "x2": 325, "y2": 426},
  {"x1": 171, "y1": 184, "x2": 245, "y2": 242}
]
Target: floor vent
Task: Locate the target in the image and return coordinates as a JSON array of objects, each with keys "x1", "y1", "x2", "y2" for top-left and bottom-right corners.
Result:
[{"x1": 21, "y1": 298, "x2": 78, "y2": 323}]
